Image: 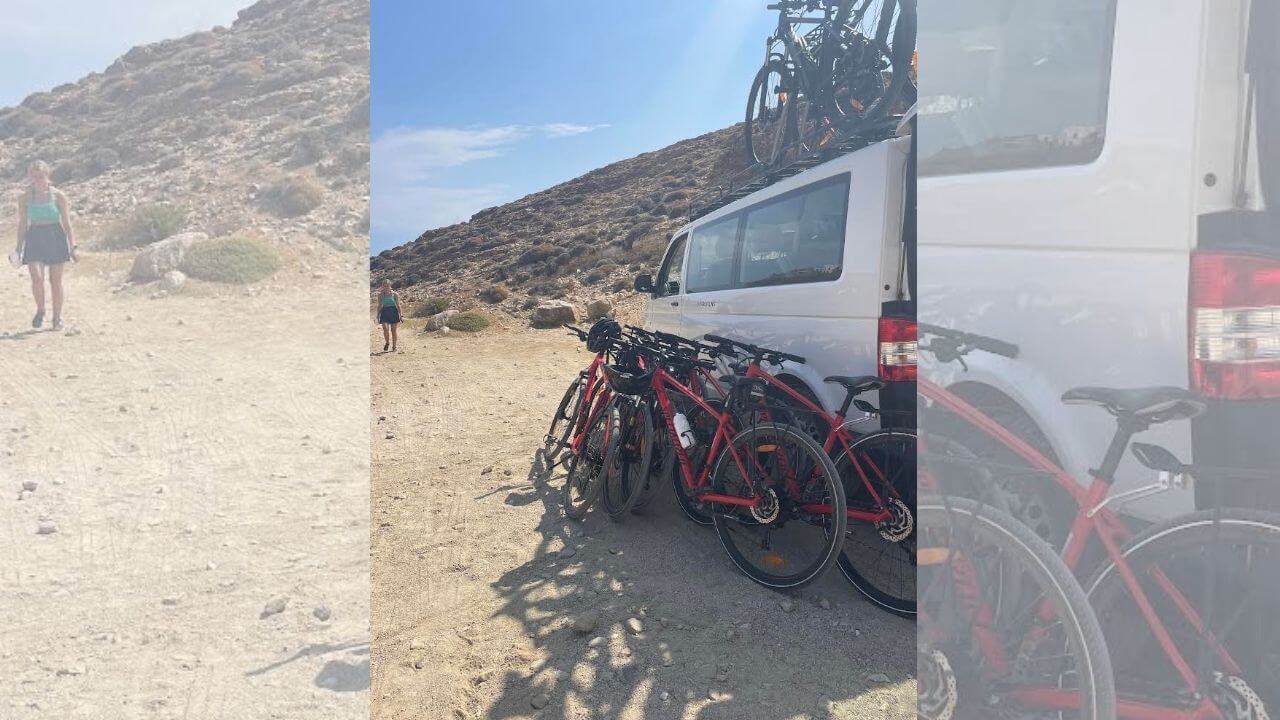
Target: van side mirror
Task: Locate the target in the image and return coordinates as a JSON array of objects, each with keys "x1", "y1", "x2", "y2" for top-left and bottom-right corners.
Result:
[{"x1": 634, "y1": 273, "x2": 654, "y2": 293}]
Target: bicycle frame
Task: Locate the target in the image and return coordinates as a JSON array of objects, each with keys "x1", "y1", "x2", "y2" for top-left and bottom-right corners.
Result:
[
  {"x1": 921, "y1": 376, "x2": 1243, "y2": 720},
  {"x1": 741, "y1": 362, "x2": 896, "y2": 524}
]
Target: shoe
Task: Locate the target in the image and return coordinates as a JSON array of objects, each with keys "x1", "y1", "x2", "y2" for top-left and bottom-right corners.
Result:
[
  {"x1": 383, "y1": 342, "x2": 389, "y2": 352},
  {"x1": 32, "y1": 310, "x2": 43, "y2": 328},
  {"x1": 52, "y1": 317, "x2": 62, "y2": 331}
]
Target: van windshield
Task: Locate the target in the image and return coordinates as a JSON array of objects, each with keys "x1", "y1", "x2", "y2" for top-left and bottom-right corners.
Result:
[{"x1": 919, "y1": 0, "x2": 1116, "y2": 176}]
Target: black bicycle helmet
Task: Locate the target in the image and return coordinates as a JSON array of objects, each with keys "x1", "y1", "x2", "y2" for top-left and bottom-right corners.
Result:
[
  {"x1": 586, "y1": 318, "x2": 621, "y2": 353},
  {"x1": 602, "y1": 362, "x2": 654, "y2": 396}
]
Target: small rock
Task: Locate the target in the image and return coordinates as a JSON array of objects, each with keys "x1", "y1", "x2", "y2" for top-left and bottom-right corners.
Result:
[
  {"x1": 260, "y1": 597, "x2": 288, "y2": 619},
  {"x1": 588, "y1": 636, "x2": 606, "y2": 648},
  {"x1": 660, "y1": 690, "x2": 671, "y2": 702},
  {"x1": 625, "y1": 617, "x2": 643, "y2": 635},
  {"x1": 17, "y1": 490, "x2": 33, "y2": 501},
  {"x1": 21, "y1": 480, "x2": 37, "y2": 492},
  {"x1": 480, "y1": 466, "x2": 494, "y2": 475},
  {"x1": 868, "y1": 672, "x2": 891, "y2": 683},
  {"x1": 36, "y1": 520, "x2": 58, "y2": 535},
  {"x1": 779, "y1": 598, "x2": 795, "y2": 613},
  {"x1": 530, "y1": 692, "x2": 550, "y2": 709},
  {"x1": 313, "y1": 605, "x2": 332, "y2": 622},
  {"x1": 409, "y1": 637, "x2": 426, "y2": 650},
  {"x1": 558, "y1": 546, "x2": 577, "y2": 559},
  {"x1": 571, "y1": 612, "x2": 598, "y2": 635},
  {"x1": 161, "y1": 595, "x2": 182, "y2": 607},
  {"x1": 413, "y1": 657, "x2": 426, "y2": 670},
  {"x1": 819, "y1": 598, "x2": 831, "y2": 610}
]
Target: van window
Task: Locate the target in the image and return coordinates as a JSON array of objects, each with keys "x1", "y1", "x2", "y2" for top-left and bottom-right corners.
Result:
[
  {"x1": 655, "y1": 233, "x2": 687, "y2": 296},
  {"x1": 919, "y1": 0, "x2": 1116, "y2": 175},
  {"x1": 686, "y1": 215, "x2": 739, "y2": 293},
  {"x1": 739, "y1": 177, "x2": 847, "y2": 287}
]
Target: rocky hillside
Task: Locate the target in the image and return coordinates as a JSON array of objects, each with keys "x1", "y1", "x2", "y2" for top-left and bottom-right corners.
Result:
[
  {"x1": 0, "y1": 0, "x2": 368, "y2": 266},
  {"x1": 371, "y1": 124, "x2": 748, "y2": 320}
]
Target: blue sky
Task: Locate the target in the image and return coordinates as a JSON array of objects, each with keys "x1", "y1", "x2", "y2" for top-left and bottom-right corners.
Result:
[
  {"x1": 0, "y1": 1, "x2": 248, "y2": 108},
  {"x1": 371, "y1": 0, "x2": 774, "y2": 254}
]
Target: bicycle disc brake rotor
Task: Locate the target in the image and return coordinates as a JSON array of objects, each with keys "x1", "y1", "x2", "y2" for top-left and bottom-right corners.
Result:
[
  {"x1": 918, "y1": 648, "x2": 958, "y2": 720},
  {"x1": 750, "y1": 487, "x2": 780, "y2": 524},
  {"x1": 876, "y1": 497, "x2": 913, "y2": 542},
  {"x1": 1212, "y1": 672, "x2": 1270, "y2": 720}
]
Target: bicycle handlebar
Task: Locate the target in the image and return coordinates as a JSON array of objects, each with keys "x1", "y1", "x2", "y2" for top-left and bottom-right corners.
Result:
[
  {"x1": 704, "y1": 334, "x2": 806, "y2": 365},
  {"x1": 918, "y1": 322, "x2": 1019, "y2": 360}
]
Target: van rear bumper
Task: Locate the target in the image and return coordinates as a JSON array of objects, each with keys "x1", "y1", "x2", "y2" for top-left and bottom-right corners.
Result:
[
  {"x1": 880, "y1": 380, "x2": 916, "y2": 429},
  {"x1": 1191, "y1": 400, "x2": 1280, "y2": 510}
]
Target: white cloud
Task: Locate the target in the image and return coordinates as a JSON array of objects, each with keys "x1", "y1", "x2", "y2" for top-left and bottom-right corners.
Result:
[{"x1": 371, "y1": 122, "x2": 609, "y2": 251}]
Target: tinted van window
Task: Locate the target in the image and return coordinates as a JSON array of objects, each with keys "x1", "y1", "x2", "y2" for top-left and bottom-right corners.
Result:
[
  {"x1": 919, "y1": 0, "x2": 1116, "y2": 175},
  {"x1": 739, "y1": 177, "x2": 847, "y2": 287},
  {"x1": 686, "y1": 215, "x2": 739, "y2": 293},
  {"x1": 655, "y1": 233, "x2": 687, "y2": 296}
]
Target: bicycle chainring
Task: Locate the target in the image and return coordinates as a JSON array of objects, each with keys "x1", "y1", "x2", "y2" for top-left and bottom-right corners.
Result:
[
  {"x1": 1212, "y1": 672, "x2": 1270, "y2": 720},
  {"x1": 877, "y1": 497, "x2": 914, "y2": 542}
]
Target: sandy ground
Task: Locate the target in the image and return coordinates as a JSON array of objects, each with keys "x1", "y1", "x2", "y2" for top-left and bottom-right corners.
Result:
[
  {"x1": 370, "y1": 319, "x2": 915, "y2": 720},
  {"x1": 0, "y1": 252, "x2": 370, "y2": 719}
]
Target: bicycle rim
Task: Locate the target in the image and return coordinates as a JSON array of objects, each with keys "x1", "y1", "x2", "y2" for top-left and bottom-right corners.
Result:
[
  {"x1": 561, "y1": 397, "x2": 615, "y2": 520},
  {"x1": 544, "y1": 375, "x2": 584, "y2": 462},
  {"x1": 603, "y1": 399, "x2": 654, "y2": 521}
]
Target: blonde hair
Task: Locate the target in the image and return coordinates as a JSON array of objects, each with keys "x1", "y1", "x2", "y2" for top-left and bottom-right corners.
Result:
[{"x1": 28, "y1": 160, "x2": 50, "y2": 177}]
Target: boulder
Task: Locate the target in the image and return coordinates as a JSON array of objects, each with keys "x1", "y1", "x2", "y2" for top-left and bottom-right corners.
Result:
[
  {"x1": 161, "y1": 270, "x2": 186, "y2": 291},
  {"x1": 425, "y1": 310, "x2": 457, "y2": 331},
  {"x1": 129, "y1": 231, "x2": 206, "y2": 282},
  {"x1": 531, "y1": 300, "x2": 577, "y2": 328},
  {"x1": 585, "y1": 299, "x2": 613, "y2": 320}
]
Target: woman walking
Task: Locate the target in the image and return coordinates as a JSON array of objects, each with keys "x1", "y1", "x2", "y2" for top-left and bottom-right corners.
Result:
[
  {"x1": 376, "y1": 280, "x2": 402, "y2": 352},
  {"x1": 15, "y1": 161, "x2": 76, "y2": 330}
]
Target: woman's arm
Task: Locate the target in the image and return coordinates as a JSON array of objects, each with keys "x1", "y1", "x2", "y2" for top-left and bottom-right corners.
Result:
[
  {"x1": 56, "y1": 190, "x2": 77, "y2": 257},
  {"x1": 15, "y1": 193, "x2": 26, "y2": 253}
]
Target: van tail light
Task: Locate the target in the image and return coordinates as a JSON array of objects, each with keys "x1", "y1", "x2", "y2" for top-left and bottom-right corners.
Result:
[
  {"x1": 1189, "y1": 251, "x2": 1280, "y2": 399},
  {"x1": 879, "y1": 316, "x2": 917, "y2": 381}
]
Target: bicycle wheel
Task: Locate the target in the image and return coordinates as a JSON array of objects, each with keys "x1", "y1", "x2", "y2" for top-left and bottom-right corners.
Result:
[
  {"x1": 834, "y1": 0, "x2": 916, "y2": 127},
  {"x1": 744, "y1": 60, "x2": 797, "y2": 167},
  {"x1": 602, "y1": 397, "x2": 654, "y2": 521},
  {"x1": 836, "y1": 428, "x2": 916, "y2": 617},
  {"x1": 1085, "y1": 509, "x2": 1280, "y2": 714},
  {"x1": 918, "y1": 496, "x2": 1116, "y2": 720},
  {"x1": 561, "y1": 395, "x2": 617, "y2": 520},
  {"x1": 543, "y1": 374, "x2": 584, "y2": 463},
  {"x1": 710, "y1": 422, "x2": 847, "y2": 589}
]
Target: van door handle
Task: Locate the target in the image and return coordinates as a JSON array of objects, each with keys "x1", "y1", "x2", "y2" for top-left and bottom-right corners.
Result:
[{"x1": 670, "y1": 301, "x2": 679, "y2": 307}]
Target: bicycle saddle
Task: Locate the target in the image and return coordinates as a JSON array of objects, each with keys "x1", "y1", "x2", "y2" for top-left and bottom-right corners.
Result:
[
  {"x1": 824, "y1": 375, "x2": 884, "y2": 396},
  {"x1": 1061, "y1": 386, "x2": 1206, "y2": 424}
]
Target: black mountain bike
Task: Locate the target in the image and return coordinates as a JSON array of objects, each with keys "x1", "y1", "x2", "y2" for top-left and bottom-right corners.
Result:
[{"x1": 745, "y1": 0, "x2": 916, "y2": 168}]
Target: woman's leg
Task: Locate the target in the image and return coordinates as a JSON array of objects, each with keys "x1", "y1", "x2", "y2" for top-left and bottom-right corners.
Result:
[
  {"x1": 390, "y1": 322, "x2": 398, "y2": 350},
  {"x1": 49, "y1": 263, "x2": 65, "y2": 322},
  {"x1": 381, "y1": 323, "x2": 390, "y2": 349},
  {"x1": 28, "y1": 263, "x2": 46, "y2": 314}
]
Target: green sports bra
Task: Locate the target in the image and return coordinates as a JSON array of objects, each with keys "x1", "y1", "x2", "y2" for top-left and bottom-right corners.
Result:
[
  {"x1": 26, "y1": 188, "x2": 60, "y2": 225},
  {"x1": 380, "y1": 293, "x2": 396, "y2": 307}
]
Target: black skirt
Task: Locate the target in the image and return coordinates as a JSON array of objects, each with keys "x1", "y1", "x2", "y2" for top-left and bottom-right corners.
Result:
[
  {"x1": 378, "y1": 305, "x2": 401, "y2": 324},
  {"x1": 23, "y1": 223, "x2": 71, "y2": 265}
]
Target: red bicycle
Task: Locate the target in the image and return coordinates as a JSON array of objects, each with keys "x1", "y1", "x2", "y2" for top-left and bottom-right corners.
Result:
[
  {"x1": 601, "y1": 331, "x2": 848, "y2": 589},
  {"x1": 702, "y1": 333, "x2": 916, "y2": 616},
  {"x1": 920, "y1": 323, "x2": 1280, "y2": 719}
]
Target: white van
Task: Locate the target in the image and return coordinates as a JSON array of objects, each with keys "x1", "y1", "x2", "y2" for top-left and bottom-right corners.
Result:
[
  {"x1": 635, "y1": 136, "x2": 915, "y2": 420},
  {"x1": 919, "y1": 0, "x2": 1280, "y2": 526}
]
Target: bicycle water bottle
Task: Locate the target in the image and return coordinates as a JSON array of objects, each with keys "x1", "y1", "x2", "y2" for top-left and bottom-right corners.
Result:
[{"x1": 673, "y1": 413, "x2": 697, "y2": 449}]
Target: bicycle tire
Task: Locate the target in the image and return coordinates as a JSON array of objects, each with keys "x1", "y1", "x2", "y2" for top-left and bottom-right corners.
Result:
[
  {"x1": 670, "y1": 398, "x2": 723, "y2": 527},
  {"x1": 1085, "y1": 508, "x2": 1280, "y2": 712},
  {"x1": 835, "y1": 428, "x2": 916, "y2": 617},
  {"x1": 603, "y1": 398, "x2": 655, "y2": 521},
  {"x1": 561, "y1": 395, "x2": 617, "y2": 520},
  {"x1": 744, "y1": 60, "x2": 798, "y2": 168},
  {"x1": 918, "y1": 496, "x2": 1116, "y2": 720},
  {"x1": 710, "y1": 422, "x2": 847, "y2": 589},
  {"x1": 543, "y1": 374, "x2": 584, "y2": 463}
]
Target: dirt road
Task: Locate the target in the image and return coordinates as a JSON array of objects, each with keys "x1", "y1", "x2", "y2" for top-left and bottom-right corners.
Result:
[
  {"x1": 0, "y1": 252, "x2": 369, "y2": 719},
  {"x1": 370, "y1": 322, "x2": 915, "y2": 720}
]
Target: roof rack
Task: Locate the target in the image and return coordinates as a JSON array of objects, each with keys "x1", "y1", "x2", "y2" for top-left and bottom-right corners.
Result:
[{"x1": 689, "y1": 120, "x2": 902, "y2": 222}]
